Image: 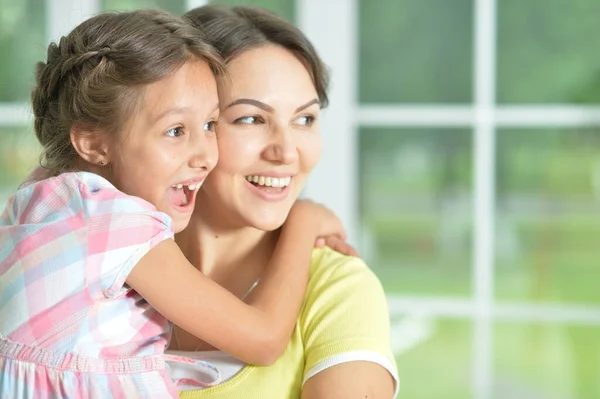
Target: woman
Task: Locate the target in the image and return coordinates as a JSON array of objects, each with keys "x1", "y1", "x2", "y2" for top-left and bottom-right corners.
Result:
[{"x1": 168, "y1": 5, "x2": 399, "y2": 398}]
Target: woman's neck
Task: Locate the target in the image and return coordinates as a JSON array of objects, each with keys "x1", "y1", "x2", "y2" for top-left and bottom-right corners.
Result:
[{"x1": 176, "y1": 203, "x2": 279, "y2": 298}]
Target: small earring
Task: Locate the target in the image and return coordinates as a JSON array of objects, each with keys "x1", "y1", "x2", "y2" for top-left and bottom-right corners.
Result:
[{"x1": 99, "y1": 159, "x2": 106, "y2": 166}]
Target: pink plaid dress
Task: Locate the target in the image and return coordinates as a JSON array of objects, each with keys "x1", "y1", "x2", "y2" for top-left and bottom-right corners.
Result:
[{"x1": 0, "y1": 172, "x2": 179, "y2": 398}]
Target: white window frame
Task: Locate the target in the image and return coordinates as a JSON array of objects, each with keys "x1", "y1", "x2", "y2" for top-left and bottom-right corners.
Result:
[{"x1": 1, "y1": 1, "x2": 599, "y2": 398}]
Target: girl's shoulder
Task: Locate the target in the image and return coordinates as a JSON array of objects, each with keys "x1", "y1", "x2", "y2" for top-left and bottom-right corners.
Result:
[{"x1": 3, "y1": 171, "x2": 160, "y2": 226}]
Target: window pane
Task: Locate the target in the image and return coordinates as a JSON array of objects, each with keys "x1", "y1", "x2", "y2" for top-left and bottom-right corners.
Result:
[
  {"x1": 0, "y1": 0, "x2": 46, "y2": 102},
  {"x1": 360, "y1": 128, "x2": 473, "y2": 296},
  {"x1": 494, "y1": 322, "x2": 600, "y2": 399},
  {"x1": 102, "y1": 0, "x2": 186, "y2": 14},
  {"x1": 496, "y1": 128, "x2": 600, "y2": 304},
  {"x1": 0, "y1": 126, "x2": 40, "y2": 206},
  {"x1": 359, "y1": 0, "x2": 473, "y2": 103},
  {"x1": 394, "y1": 318, "x2": 472, "y2": 398},
  {"x1": 498, "y1": 0, "x2": 600, "y2": 104},
  {"x1": 209, "y1": 0, "x2": 294, "y2": 22}
]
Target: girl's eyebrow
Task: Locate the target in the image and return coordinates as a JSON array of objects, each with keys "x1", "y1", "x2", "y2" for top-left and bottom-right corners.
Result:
[
  {"x1": 152, "y1": 106, "x2": 192, "y2": 123},
  {"x1": 152, "y1": 102, "x2": 219, "y2": 123}
]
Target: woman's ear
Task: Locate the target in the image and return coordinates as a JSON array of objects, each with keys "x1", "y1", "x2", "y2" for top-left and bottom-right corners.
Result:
[{"x1": 70, "y1": 123, "x2": 111, "y2": 167}]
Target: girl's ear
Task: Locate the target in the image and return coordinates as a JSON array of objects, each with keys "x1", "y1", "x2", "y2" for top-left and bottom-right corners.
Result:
[{"x1": 70, "y1": 123, "x2": 111, "y2": 166}]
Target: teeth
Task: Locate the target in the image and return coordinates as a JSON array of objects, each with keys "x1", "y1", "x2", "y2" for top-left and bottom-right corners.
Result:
[
  {"x1": 171, "y1": 183, "x2": 201, "y2": 190},
  {"x1": 245, "y1": 175, "x2": 292, "y2": 188}
]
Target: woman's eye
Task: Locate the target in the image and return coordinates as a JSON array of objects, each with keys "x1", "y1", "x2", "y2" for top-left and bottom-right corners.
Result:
[
  {"x1": 204, "y1": 121, "x2": 217, "y2": 132},
  {"x1": 234, "y1": 116, "x2": 259, "y2": 125},
  {"x1": 294, "y1": 115, "x2": 315, "y2": 126},
  {"x1": 165, "y1": 127, "x2": 183, "y2": 137}
]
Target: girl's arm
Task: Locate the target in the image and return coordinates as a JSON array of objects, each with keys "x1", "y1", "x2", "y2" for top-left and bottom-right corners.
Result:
[{"x1": 126, "y1": 201, "x2": 343, "y2": 366}]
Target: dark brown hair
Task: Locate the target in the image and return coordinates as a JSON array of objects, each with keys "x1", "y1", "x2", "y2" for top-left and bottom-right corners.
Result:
[
  {"x1": 183, "y1": 5, "x2": 329, "y2": 108},
  {"x1": 32, "y1": 9, "x2": 225, "y2": 177}
]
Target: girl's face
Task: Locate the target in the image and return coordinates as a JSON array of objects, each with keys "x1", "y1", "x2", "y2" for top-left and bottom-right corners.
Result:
[
  {"x1": 199, "y1": 45, "x2": 322, "y2": 231},
  {"x1": 109, "y1": 60, "x2": 219, "y2": 233}
]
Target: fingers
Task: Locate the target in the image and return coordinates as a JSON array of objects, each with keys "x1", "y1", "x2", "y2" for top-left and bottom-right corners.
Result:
[
  {"x1": 337, "y1": 226, "x2": 347, "y2": 241},
  {"x1": 292, "y1": 199, "x2": 348, "y2": 240},
  {"x1": 315, "y1": 237, "x2": 326, "y2": 247},
  {"x1": 324, "y1": 210, "x2": 347, "y2": 241},
  {"x1": 320, "y1": 236, "x2": 359, "y2": 257}
]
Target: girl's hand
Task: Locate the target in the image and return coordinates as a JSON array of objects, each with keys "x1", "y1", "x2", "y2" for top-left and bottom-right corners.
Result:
[
  {"x1": 289, "y1": 199, "x2": 347, "y2": 240},
  {"x1": 315, "y1": 236, "x2": 359, "y2": 257}
]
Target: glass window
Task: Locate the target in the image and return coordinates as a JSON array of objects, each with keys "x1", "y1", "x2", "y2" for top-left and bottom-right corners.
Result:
[
  {"x1": 358, "y1": 0, "x2": 473, "y2": 104},
  {"x1": 360, "y1": 127, "x2": 473, "y2": 296},
  {"x1": 209, "y1": 0, "x2": 294, "y2": 22},
  {"x1": 497, "y1": 0, "x2": 600, "y2": 104},
  {"x1": 0, "y1": 0, "x2": 46, "y2": 102},
  {"x1": 494, "y1": 322, "x2": 600, "y2": 399},
  {"x1": 395, "y1": 319, "x2": 472, "y2": 398},
  {"x1": 496, "y1": 127, "x2": 600, "y2": 304}
]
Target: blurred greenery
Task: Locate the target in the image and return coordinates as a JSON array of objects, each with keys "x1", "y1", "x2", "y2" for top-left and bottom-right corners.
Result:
[
  {"x1": 394, "y1": 319, "x2": 472, "y2": 398},
  {"x1": 359, "y1": 0, "x2": 600, "y2": 104},
  {"x1": 493, "y1": 322, "x2": 600, "y2": 399},
  {"x1": 0, "y1": 0, "x2": 46, "y2": 102},
  {"x1": 360, "y1": 127, "x2": 473, "y2": 297},
  {"x1": 102, "y1": 0, "x2": 185, "y2": 13},
  {"x1": 497, "y1": 0, "x2": 600, "y2": 103},
  {"x1": 210, "y1": 0, "x2": 294, "y2": 21},
  {"x1": 359, "y1": 0, "x2": 473, "y2": 103},
  {"x1": 0, "y1": 126, "x2": 40, "y2": 205},
  {"x1": 395, "y1": 318, "x2": 600, "y2": 399},
  {"x1": 493, "y1": 128, "x2": 600, "y2": 305},
  {"x1": 360, "y1": 126, "x2": 600, "y2": 305}
]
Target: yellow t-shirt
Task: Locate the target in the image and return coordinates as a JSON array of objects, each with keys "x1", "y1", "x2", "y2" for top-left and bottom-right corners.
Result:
[{"x1": 180, "y1": 247, "x2": 398, "y2": 399}]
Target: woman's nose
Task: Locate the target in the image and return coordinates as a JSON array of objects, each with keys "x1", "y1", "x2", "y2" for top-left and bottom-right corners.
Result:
[{"x1": 262, "y1": 125, "x2": 299, "y2": 165}]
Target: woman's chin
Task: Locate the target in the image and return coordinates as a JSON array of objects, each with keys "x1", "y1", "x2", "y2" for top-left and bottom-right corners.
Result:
[
  {"x1": 245, "y1": 213, "x2": 288, "y2": 232},
  {"x1": 255, "y1": 218, "x2": 287, "y2": 232}
]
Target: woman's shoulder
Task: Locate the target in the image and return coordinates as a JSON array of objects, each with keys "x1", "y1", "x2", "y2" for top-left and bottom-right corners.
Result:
[
  {"x1": 308, "y1": 246, "x2": 380, "y2": 287},
  {"x1": 304, "y1": 246, "x2": 387, "y2": 317},
  {"x1": 300, "y1": 247, "x2": 396, "y2": 383}
]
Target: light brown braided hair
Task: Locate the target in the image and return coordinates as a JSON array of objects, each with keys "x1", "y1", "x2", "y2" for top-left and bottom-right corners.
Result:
[{"x1": 32, "y1": 9, "x2": 225, "y2": 177}]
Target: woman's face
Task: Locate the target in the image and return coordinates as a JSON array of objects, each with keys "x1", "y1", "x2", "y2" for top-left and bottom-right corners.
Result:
[{"x1": 200, "y1": 45, "x2": 322, "y2": 231}]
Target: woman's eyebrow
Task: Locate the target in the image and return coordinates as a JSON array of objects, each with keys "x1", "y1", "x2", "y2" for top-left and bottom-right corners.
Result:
[
  {"x1": 295, "y1": 98, "x2": 319, "y2": 113},
  {"x1": 225, "y1": 98, "x2": 274, "y2": 112},
  {"x1": 224, "y1": 98, "x2": 320, "y2": 113}
]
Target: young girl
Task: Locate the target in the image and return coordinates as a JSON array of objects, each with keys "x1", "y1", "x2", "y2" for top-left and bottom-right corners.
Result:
[{"x1": 0, "y1": 10, "x2": 346, "y2": 399}]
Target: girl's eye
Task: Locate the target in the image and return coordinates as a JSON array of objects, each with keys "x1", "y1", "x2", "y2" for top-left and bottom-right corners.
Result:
[
  {"x1": 165, "y1": 127, "x2": 183, "y2": 137},
  {"x1": 204, "y1": 121, "x2": 217, "y2": 132},
  {"x1": 234, "y1": 116, "x2": 261, "y2": 125},
  {"x1": 294, "y1": 115, "x2": 315, "y2": 126}
]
